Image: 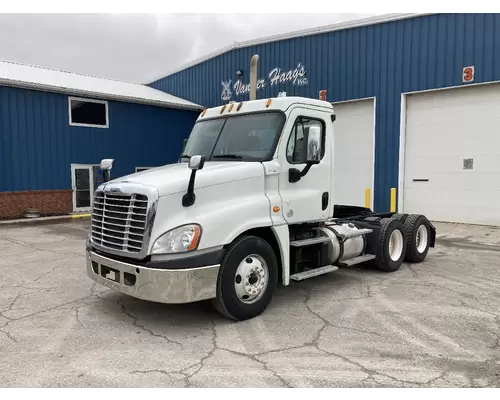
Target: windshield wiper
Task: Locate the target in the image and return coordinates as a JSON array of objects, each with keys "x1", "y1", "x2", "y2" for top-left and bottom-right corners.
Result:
[{"x1": 212, "y1": 154, "x2": 244, "y2": 159}]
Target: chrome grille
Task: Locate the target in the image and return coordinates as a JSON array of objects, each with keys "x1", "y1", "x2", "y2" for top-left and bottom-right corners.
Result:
[{"x1": 91, "y1": 191, "x2": 149, "y2": 254}]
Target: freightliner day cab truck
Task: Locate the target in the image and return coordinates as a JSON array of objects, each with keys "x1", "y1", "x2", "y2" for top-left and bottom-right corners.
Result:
[{"x1": 86, "y1": 55, "x2": 436, "y2": 321}]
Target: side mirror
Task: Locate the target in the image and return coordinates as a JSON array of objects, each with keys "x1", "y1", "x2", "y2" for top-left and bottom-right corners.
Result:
[
  {"x1": 100, "y1": 158, "x2": 114, "y2": 183},
  {"x1": 306, "y1": 126, "x2": 321, "y2": 164},
  {"x1": 288, "y1": 126, "x2": 322, "y2": 183},
  {"x1": 188, "y1": 155, "x2": 205, "y2": 171}
]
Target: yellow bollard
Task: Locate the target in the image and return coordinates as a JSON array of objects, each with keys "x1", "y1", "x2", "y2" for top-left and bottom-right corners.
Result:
[
  {"x1": 390, "y1": 188, "x2": 397, "y2": 212},
  {"x1": 365, "y1": 188, "x2": 371, "y2": 209}
]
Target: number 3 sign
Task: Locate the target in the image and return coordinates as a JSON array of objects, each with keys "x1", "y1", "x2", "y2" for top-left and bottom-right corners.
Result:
[{"x1": 463, "y1": 66, "x2": 475, "y2": 83}]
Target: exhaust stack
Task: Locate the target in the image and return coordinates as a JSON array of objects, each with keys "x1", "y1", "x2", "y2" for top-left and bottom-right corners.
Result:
[{"x1": 250, "y1": 54, "x2": 259, "y2": 101}]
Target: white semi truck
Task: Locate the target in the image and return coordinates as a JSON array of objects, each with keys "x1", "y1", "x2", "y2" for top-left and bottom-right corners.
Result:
[{"x1": 86, "y1": 56, "x2": 436, "y2": 321}]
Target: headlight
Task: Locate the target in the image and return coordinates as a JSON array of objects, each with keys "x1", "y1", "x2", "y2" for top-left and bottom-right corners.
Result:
[{"x1": 151, "y1": 224, "x2": 201, "y2": 255}]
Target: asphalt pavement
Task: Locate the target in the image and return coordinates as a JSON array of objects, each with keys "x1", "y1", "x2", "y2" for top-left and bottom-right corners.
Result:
[{"x1": 0, "y1": 218, "x2": 499, "y2": 387}]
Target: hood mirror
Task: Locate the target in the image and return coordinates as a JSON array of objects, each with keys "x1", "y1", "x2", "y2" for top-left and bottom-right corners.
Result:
[
  {"x1": 188, "y1": 155, "x2": 205, "y2": 171},
  {"x1": 100, "y1": 158, "x2": 114, "y2": 183},
  {"x1": 183, "y1": 155, "x2": 205, "y2": 207}
]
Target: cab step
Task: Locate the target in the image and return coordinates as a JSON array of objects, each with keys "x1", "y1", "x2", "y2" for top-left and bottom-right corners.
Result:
[
  {"x1": 290, "y1": 236, "x2": 330, "y2": 247},
  {"x1": 290, "y1": 265, "x2": 339, "y2": 281},
  {"x1": 337, "y1": 254, "x2": 376, "y2": 267}
]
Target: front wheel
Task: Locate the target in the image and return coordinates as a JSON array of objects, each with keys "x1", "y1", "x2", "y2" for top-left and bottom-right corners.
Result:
[{"x1": 211, "y1": 235, "x2": 278, "y2": 321}]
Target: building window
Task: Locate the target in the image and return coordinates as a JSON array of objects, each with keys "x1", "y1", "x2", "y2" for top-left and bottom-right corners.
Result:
[
  {"x1": 69, "y1": 96, "x2": 109, "y2": 128},
  {"x1": 286, "y1": 117, "x2": 326, "y2": 164}
]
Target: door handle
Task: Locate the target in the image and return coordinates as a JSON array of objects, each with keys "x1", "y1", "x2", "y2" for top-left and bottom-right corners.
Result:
[
  {"x1": 322, "y1": 192, "x2": 329, "y2": 211},
  {"x1": 413, "y1": 179, "x2": 429, "y2": 182}
]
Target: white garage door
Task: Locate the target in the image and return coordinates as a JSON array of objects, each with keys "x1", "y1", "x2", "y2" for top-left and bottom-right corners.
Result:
[
  {"x1": 332, "y1": 99, "x2": 375, "y2": 208},
  {"x1": 403, "y1": 83, "x2": 500, "y2": 225}
]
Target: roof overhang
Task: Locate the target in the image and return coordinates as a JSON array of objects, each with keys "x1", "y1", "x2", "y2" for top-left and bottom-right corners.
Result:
[{"x1": 0, "y1": 78, "x2": 204, "y2": 111}]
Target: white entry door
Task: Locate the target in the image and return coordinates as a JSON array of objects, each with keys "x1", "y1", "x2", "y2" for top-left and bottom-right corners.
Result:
[{"x1": 71, "y1": 164, "x2": 99, "y2": 212}]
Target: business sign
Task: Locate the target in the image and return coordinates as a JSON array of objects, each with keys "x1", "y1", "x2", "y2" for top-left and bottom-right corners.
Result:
[{"x1": 221, "y1": 63, "x2": 308, "y2": 101}]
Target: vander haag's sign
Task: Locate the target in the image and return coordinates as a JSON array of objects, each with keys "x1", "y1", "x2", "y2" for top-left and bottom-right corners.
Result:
[{"x1": 221, "y1": 62, "x2": 308, "y2": 101}]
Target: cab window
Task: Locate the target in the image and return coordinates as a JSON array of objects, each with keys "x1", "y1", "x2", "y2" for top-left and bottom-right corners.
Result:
[{"x1": 286, "y1": 117, "x2": 325, "y2": 164}]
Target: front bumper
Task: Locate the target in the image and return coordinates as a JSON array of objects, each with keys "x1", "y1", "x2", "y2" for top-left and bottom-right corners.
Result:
[{"x1": 86, "y1": 250, "x2": 220, "y2": 304}]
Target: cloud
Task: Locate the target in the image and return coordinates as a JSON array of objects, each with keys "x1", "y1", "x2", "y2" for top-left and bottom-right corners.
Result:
[{"x1": 0, "y1": 13, "x2": 379, "y2": 83}]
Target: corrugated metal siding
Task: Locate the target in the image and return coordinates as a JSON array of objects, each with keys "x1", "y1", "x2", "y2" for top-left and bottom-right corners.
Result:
[
  {"x1": 150, "y1": 13, "x2": 500, "y2": 212},
  {"x1": 0, "y1": 85, "x2": 198, "y2": 192}
]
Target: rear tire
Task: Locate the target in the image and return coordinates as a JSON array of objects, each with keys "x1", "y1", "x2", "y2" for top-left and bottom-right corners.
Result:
[
  {"x1": 403, "y1": 214, "x2": 431, "y2": 263},
  {"x1": 374, "y1": 218, "x2": 407, "y2": 272},
  {"x1": 391, "y1": 213, "x2": 408, "y2": 222},
  {"x1": 211, "y1": 235, "x2": 278, "y2": 321}
]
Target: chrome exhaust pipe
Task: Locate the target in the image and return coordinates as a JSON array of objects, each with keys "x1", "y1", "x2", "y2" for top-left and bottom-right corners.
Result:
[{"x1": 250, "y1": 54, "x2": 259, "y2": 101}]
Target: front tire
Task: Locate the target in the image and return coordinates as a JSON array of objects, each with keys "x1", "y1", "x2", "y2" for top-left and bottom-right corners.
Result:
[{"x1": 211, "y1": 235, "x2": 278, "y2": 321}]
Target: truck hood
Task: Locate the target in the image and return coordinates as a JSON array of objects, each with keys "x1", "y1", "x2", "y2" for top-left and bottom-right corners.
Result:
[{"x1": 108, "y1": 161, "x2": 265, "y2": 197}]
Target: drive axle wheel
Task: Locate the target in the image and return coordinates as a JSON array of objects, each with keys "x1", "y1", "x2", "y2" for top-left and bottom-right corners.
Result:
[
  {"x1": 403, "y1": 214, "x2": 431, "y2": 263},
  {"x1": 374, "y1": 218, "x2": 407, "y2": 272},
  {"x1": 391, "y1": 213, "x2": 408, "y2": 222},
  {"x1": 211, "y1": 235, "x2": 278, "y2": 321}
]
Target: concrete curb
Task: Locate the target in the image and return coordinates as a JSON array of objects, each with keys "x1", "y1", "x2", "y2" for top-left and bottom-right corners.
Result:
[{"x1": 0, "y1": 213, "x2": 91, "y2": 226}]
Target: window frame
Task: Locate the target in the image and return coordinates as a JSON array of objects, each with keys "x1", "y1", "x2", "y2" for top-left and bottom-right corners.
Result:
[
  {"x1": 286, "y1": 115, "x2": 326, "y2": 165},
  {"x1": 68, "y1": 96, "x2": 109, "y2": 128}
]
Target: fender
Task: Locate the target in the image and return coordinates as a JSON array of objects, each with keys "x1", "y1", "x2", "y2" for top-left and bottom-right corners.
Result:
[
  {"x1": 148, "y1": 174, "x2": 274, "y2": 253},
  {"x1": 271, "y1": 224, "x2": 290, "y2": 286}
]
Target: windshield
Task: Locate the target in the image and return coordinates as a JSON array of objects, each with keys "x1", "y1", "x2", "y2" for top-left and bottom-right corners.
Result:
[{"x1": 181, "y1": 112, "x2": 284, "y2": 162}]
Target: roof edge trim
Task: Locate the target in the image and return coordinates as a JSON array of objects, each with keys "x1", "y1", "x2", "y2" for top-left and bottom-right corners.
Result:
[{"x1": 0, "y1": 78, "x2": 204, "y2": 111}]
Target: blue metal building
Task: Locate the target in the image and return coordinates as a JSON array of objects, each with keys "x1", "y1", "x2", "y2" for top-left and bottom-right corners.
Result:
[
  {"x1": 149, "y1": 13, "x2": 500, "y2": 225},
  {"x1": 0, "y1": 60, "x2": 201, "y2": 219}
]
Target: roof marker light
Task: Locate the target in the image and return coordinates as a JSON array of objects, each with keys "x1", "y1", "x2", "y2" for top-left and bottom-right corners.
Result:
[
  {"x1": 201, "y1": 109, "x2": 207, "y2": 117},
  {"x1": 220, "y1": 105, "x2": 226, "y2": 114},
  {"x1": 237, "y1": 102, "x2": 243, "y2": 111},
  {"x1": 266, "y1": 99, "x2": 272, "y2": 108},
  {"x1": 228, "y1": 103, "x2": 234, "y2": 112}
]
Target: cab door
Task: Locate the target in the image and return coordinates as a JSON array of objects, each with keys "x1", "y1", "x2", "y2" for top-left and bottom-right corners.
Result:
[{"x1": 277, "y1": 107, "x2": 333, "y2": 224}]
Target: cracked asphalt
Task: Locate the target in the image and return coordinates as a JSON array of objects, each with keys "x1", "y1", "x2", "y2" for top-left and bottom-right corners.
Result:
[{"x1": 1, "y1": 219, "x2": 499, "y2": 388}]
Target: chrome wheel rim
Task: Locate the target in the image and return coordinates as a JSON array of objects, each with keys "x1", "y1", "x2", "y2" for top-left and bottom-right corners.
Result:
[
  {"x1": 234, "y1": 254, "x2": 269, "y2": 304},
  {"x1": 416, "y1": 225, "x2": 428, "y2": 253},
  {"x1": 388, "y1": 230, "x2": 404, "y2": 261}
]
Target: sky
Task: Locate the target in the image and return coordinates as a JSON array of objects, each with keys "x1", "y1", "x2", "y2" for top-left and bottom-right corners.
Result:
[{"x1": 0, "y1": 13, "x2": 381, "y2": 84}]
